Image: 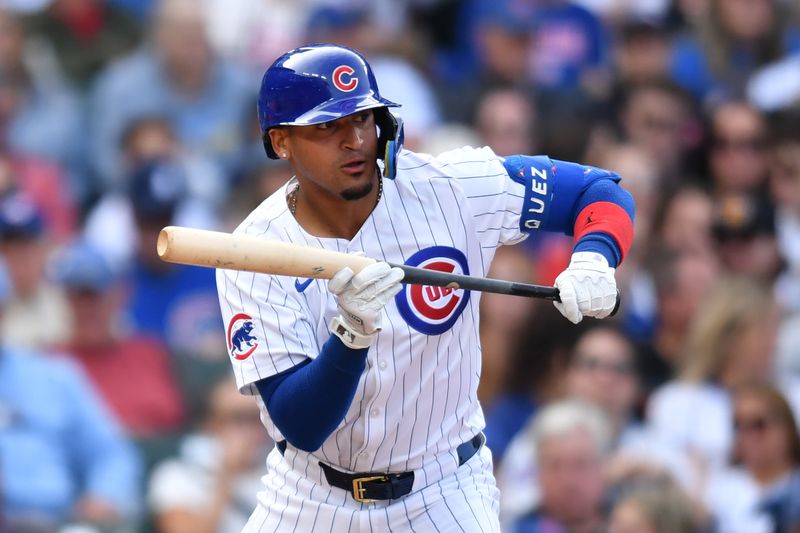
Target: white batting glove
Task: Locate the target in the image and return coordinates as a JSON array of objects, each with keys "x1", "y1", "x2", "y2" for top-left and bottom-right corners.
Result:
[
  {"x1": 328, "y1": 262, "x2": 405, "y2": 349},
  {"x1": 554, "y1": 252, "x2": 617, "y2": 324}
]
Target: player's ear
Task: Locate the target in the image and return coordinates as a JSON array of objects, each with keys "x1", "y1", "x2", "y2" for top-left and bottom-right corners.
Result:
[{"x1": 268, "y1": 128, "x2": 291, "y2": 160}]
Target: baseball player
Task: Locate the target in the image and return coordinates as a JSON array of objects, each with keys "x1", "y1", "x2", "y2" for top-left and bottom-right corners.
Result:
[{"x1": 217, "y1": 44, "x2": 634, "y2": 532}]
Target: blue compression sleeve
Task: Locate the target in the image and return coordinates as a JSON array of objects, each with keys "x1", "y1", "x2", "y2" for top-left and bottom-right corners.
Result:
[{"x1": 255, "y1": 335, "x2": 368, "y2": 452}]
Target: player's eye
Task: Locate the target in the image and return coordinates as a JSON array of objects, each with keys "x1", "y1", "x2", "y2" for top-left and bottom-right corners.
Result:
[{"x1": 317, "y1": 121, "x2": 335, "y2": 130}]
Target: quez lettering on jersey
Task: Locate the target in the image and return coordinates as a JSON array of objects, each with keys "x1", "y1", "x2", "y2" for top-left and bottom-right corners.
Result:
[{"x1": 395, "y1": 246, "x2": 471, "y2": 335}]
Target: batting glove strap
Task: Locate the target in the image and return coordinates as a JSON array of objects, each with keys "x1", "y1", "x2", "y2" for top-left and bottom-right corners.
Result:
[
  {"x1": 329, "y1": 316, "x2": 374, "y2": 350},
  {"x1": 554, "y1": 251, "x2": 617, "y2": 324},
  {"x1": 327, "y1": 261, "x2": 405, "y2": 348}
]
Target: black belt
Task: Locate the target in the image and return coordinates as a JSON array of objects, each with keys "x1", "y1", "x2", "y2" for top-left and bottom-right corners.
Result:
[{"x1": 295, "y1": 433, "x2": 485, "y2": 503}]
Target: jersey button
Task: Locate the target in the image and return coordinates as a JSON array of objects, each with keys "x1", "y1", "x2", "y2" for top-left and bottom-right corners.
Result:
[
  {"x1": 371, "y1": 408, "x2": 380, "y2": 417},
  {"x1": 379, "y1": 361, "x2": 387, "y2": 370}
]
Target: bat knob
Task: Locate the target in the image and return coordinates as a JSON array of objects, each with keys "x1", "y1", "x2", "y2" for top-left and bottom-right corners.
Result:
[{"x1": 609, "y1": 290, "x2": 621, "y2": 317}]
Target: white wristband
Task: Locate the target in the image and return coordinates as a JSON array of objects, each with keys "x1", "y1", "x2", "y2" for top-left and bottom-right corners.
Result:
[{"x1": 330, "y1": 316, "x2": 374, "y2": 350}]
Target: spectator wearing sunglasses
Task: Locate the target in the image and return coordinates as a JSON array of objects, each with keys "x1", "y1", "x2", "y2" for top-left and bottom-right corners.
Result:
[
  {"x1": 708, "y1": 101, "x2": 770, "y2": 198},
  {"x1": 711, "y1": 193, "x2": 783, "y2": 282},
  {"x1": 565, "y1": 327, "x2": 694, "y2": 500},
  {"x1": 704, "y1": 383, "x2": 800, "y2": 533},
  {"x1": 499, "y1": 326, "x2": 691, "y2": 526},
  {"x1": 646, "y1": 277, "x2": 797, "y2": 516},
  {"x1": 564, "y1": 326, "x2": 641, "y2": 437}
]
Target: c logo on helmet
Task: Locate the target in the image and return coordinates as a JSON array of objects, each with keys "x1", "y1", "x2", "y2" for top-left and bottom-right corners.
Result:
[
  {"x1": 332, "y1": 65, "x2": 358, "y2": 92},
  {"x1": 227, "y1": 313, "x2": 259, "y2": 360},
  {"x1": 395, "y1": 246, "x2": 471, "y2": 335}
]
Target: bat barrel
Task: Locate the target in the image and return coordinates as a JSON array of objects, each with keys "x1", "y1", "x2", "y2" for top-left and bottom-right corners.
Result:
[{"x1": 157, "y1": 226, "x2": 376, "y2": 277}]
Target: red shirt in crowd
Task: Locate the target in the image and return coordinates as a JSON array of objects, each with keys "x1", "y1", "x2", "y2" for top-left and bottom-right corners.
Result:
[{"x1": 61, "y1": 336, "x2": 185, "y2": 437}]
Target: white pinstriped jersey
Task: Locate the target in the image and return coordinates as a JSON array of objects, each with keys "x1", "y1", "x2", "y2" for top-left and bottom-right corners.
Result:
[{"x1": 217, "y1": 146, "x2": 527, "y2": 475}]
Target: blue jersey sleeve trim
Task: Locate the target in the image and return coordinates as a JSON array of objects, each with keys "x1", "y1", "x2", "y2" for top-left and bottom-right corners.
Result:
[{"x1": 255, "y1": 335, "x2": 368, "y2": 452}]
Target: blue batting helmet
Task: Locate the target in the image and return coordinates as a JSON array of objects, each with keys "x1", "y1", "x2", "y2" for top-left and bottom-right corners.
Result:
[{"x1": 257, "y1": 44, "x2": 404, "y2": 178}]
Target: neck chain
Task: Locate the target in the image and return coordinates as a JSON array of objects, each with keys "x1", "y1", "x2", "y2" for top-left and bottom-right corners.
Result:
[{"x1": 289, "y1": 177, "x2": 383, "y2": 215}]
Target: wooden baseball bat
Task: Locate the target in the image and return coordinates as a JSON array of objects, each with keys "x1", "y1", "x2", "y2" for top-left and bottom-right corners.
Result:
[{"x1": 157, "y1": 226, "x2": 620, "y2": 312}]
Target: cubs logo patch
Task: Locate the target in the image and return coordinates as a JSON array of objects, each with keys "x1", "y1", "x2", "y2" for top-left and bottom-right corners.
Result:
[
  {"x1": 395, "y1": 246, "x2": 471, "y2": 335},
  {"x1": 227, "y1": 313, "x2": 259, "y2": 360},
  {"x1": 332, "y1": 65, "x2": 358, "y2": 92}
]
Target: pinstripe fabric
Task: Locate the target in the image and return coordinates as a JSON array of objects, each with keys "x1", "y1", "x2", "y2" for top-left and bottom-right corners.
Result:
[
  {"x1": 242, "y1": 446, "x2": 500, "y2": 532},
  {"x1": 217, "y1": 146, "x2": 523, "y2": 529}
]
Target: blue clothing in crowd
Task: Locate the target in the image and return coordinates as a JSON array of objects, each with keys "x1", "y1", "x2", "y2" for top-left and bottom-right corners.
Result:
[
  {"x1": 670, "y1": 30, "x2": 800, "y2": 104},
  {"x1": 110, "y1": 0, "x2": 156, "y2": 21},
  {"x1": 529, "y1": 2, "x2": 609, "y2": 90},
  {"x1": 126, "y1": 262, "x2": 222, "y2": 356},
  {"x1": 6, "y1": 82, "x2": 87, "y2": 200},
  {"x1": 89, "y1": 50, "x2": 254, "y2": 188},
  {"x1": 513, "y1": 509, "x2": 568, "y2": 533},
  {"x1": 0, "y1": 347, "x2": 141, "y2": 524},
  {"x1": 484, "y1": 393, "x2": 537, "y2": 462},
  {"x1": 760, "y1": 469, "x2": 800, "y2": 533}
]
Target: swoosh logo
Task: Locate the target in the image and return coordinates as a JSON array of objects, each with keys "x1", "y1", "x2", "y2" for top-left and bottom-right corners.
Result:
[{"x1": 295, "y1": 278, "x2": 313, "y2": 293}]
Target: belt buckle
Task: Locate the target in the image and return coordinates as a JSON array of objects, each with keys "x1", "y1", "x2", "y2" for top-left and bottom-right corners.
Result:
[{"x1": 352, "y1": 475, "x2": 387, "y2": 503}]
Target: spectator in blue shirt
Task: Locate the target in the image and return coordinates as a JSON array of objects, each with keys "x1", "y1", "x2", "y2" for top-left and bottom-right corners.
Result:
[
  {"x1": 122, "y1": 160, "x2": 224, "y2": 360},
  {"x1": 528, "y1": 0, "x2": 610, "y2": 94},
  {"x1": 88, "y1": 0, "x2": 253, "y2": 191},
  {"x1": 0, "y1": 262, "x2": 142, "y2": 531}
]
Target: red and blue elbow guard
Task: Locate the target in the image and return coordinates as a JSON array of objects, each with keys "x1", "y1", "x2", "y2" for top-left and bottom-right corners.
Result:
[
  {"x1": 571, "y1": 180, "x2": 635, "y2": 267},
  {"x1": 504, "y1": 156, "x2": 635, "y2": 267}
]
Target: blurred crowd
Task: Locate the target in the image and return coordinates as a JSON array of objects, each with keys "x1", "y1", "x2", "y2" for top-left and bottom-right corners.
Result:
[{"x1": 0, "y1": 0, "x2": 799, "y2": 532}]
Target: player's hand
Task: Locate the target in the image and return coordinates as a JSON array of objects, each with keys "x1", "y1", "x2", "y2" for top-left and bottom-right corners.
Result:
[
  {"x1": 553, "y1": 251, "x2": 617, "y2": 324},
  {"x1": 328, "y1": 261, "x2": 404, "y2": 349}
]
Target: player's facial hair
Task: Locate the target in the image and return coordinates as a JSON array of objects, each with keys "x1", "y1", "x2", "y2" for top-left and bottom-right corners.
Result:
[{"x1": 340, "y1": 179, "x2": 374, "y2": 201}]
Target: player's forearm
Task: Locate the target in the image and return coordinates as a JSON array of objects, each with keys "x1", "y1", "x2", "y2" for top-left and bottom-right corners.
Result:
[{"x1": 255, "y1": 335, "x2": 368, "y2": 452}]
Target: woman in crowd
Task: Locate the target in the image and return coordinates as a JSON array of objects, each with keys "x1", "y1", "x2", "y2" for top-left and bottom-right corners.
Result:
[
  {"x1": 646, "y1": 277, "x2": 784, "y2": 490},
  {"x1": 704, "y1": 383, "x2": 800, "y2": 532}
]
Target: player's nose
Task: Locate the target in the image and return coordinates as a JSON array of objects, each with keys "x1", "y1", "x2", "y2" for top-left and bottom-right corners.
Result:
[{"x1": 341, "y1": 118, "x2": 365, "y2": 150}]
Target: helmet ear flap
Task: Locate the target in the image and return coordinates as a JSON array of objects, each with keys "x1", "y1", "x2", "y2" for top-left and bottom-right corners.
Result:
[{"x1": 375, "y1": 108, "x2": 404, "y2": 179}]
